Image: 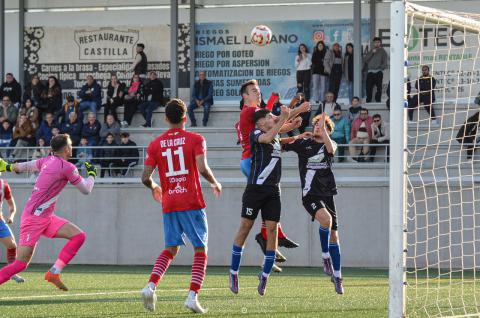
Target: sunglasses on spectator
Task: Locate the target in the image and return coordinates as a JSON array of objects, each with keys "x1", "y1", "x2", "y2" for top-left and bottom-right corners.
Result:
[
  {"x1": 374, "y1": 119, "x2": 381, "y2": 122},
  {"x1": 333, "y1": 113, "x2": 341, "y2": 116}
]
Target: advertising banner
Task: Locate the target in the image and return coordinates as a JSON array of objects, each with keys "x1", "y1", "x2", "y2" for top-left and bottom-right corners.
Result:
[{"x1": 195, "y1": 19, "x2": 370, "y2": 102}]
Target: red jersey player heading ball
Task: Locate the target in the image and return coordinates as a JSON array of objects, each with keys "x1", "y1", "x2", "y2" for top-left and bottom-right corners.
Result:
[{"x1": 141, "y1": 98, "x2": 222, "y2": 314}]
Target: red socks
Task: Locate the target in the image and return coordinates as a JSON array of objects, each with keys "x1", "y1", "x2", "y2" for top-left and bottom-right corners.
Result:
[
  {"x1": 55, "y1": 232, "x2": 86, "y2": 271},
  {"x1": 190, "y1": 252, "x2": 207, "y2": 294},
  {"x1": 149, "y1": 250, "x2": 174, "y2": 285},
  {"x1": 7, "y1": 248, "x2": 16, "y2": 263},
  {"x1": 261, "y1": 222, "x2": 287, "y2": 240}
]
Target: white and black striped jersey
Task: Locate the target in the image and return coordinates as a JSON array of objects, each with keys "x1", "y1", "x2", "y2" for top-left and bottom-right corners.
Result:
[
  {"x1": 283, "y1": 138, "x2": 337, "y2": 197},
  {"x1": 248, "y1": 129, "x2": 282, "y2": 186}
]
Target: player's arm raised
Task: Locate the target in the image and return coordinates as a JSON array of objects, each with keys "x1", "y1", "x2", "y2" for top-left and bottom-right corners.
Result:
[
  {"x1": 319, "y1": 113, "x2": 336, "y2": 155},
  {"x1": 196, "y1": 154, "x2": 222, "y2": 197},
  {"x1": 258, "y1": 105, "x2": 290, "y2": 144},
  {"x1": 288, "y1": 101, "x2": 310, "y2": 120},
  {"x1": 73, "y1": 162, "x2": 96, "y2": 195},
  {"x1": 280, "y1": 131, "x2": 313, "y2": 145},
  {"x1": 0, "y1": 158, "x2": 40, "y2": 173}
]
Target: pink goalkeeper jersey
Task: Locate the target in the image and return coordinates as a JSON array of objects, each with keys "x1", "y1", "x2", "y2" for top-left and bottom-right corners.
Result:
[{"x1": 22, "y1": 155, "x2": 82, "y2": 219}]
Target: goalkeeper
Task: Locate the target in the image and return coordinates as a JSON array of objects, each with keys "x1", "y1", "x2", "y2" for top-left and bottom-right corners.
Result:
[{"x1": 0, "y1": 134, "x2": 97, "y2": 291}]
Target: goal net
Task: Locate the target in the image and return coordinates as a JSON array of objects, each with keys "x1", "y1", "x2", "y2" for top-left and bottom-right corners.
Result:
[{"x1": 390, "y1": 2, "x2": 480, "y2": 317}]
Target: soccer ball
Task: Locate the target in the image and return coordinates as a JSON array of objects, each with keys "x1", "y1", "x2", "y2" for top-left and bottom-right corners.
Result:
[{"x1": 250, "y1": 25, "x2": 272, "y2": 46}]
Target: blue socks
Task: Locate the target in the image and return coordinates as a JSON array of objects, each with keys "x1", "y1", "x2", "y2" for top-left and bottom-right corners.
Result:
[
  {"x1": 262, "y1": 250, "x2": 276, "y2": 277},
  {"x1": 230, "y1": 245, "x2": 243, "y2": 274},
  {"x1": 329, "y1": 243, "x2": 342, "y2": 278},
  {"x1": 319, "y1": 226, "x2": 331, "y2": 257}
]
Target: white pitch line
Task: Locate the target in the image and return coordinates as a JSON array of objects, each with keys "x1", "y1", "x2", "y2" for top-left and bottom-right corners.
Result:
[{"x1": 0, "y1": 287, "x2": 250, "y2": 301}]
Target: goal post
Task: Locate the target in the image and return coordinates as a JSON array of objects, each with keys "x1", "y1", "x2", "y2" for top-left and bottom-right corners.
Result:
[
  {"x1": 389, "y1": 1, "x2": 407, "y2": 318},
  {"x1": 389, "y1": 1, "x2": 480, "y2": 317}
]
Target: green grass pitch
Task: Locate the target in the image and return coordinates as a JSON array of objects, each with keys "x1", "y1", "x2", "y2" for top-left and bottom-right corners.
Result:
[{"x1": 0, "y1": 265, "x2": 388, "y2": 317}]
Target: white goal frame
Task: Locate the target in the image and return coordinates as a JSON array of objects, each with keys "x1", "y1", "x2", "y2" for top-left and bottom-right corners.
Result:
[{"x1": 389, "y1": 1, "x2": 480, "y2": 317}]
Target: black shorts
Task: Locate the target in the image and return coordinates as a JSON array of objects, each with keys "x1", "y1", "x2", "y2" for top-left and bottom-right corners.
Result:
[
  {"x1": 241, "y1": 185, "x2": 281, "y2": 222},
  {"x1": 302, "y1": 195, "x2": 338, "y2": 231}
]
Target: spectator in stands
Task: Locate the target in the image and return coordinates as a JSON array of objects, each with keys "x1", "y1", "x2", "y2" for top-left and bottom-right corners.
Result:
[
  {"x1": 60, "y1": 112, "x2": 82, "y2": 146},
  {"x1": 343, "y1": 43, "x2": 354, "y2": 102},
  {"x1": 0, "y1": 73, "x2": 22, "y2": 106},
  {"x1": 121, "y1": 74, "x2": 145, "y2": 127},
  {"x1": 315, "y1": 91, "x2": 340, "y2": 117},
  {"x1": 57, "y1": 94, "x2": 82, "y2": 125},
  {"x1": 188, "y1": 70, "x2": 213, "y2": 127},
  {"x1": 330, "y1": 106, "x2": 351, "y2": 162},
  {"x1": 364, "y1": 37, "x2": 388, "y2": 103},
  {"x1": 117, "y1": 132, "x2": 139, "y2": 176},
  {"x1": 75, "y1": 137, "x2": 93, "y2": 175},
  {"x1": 81, "y1": 112, "x2": 101, "y2": 146},
  {"x1": 410, "y1": 65, "x2": 438, "y2": 125},
  {"x1": 104, "y1": 75, "x2": 126, "y2": 123},
  {"x1": 42, "y1": 76, "x2": 62, "y2": 116},
  {"x1": 51, "y1": 126, "x2": 60, "y2": 139},
  {"x1": 325, "y1": 43, "x2": 343, "y2": 101},
  {"x1": 23, "y1": 74, "x2": 46, "y2": 109},
  {"x1": 31, "y1": 137, "x2": 48, "y2": 160},
  {"x1": 311, "y1": 41, "x2": 330, "y2": 104},
  {"x1": 100, "y1": 114, "x2": 121, "y2": 144},
  {"x1": 348, "y1": 96, "x2": 362, "y2": 122},
  {"x1": 369, "y1": 114, "x2": 390, "y2": 162},
  {"x1": 78, "y1": 75, "x2": 102, "y2": 114},
  {"x1": 0, "y1": 96, "x2": 18, "y2": 125},
  {"x1": 11, "y1": 114, "x2": 34, "y2": 161},
  {"x1": 36, "y1": 112, "x2": 56, "y2": 146},
  {"x1": 139, "y1": 71, "x2": 164, "y2": 127},
  {"x1": 99, "y1": 133, "x2": 118, "y2": 177},
  {"x1": 131, "y1": 43, "x2": 148, "y2": 80},
  {"x1": 20, "y1": 98, "x2": 39, "y2": 131},
  {"x1": 349, "y1": 108, "x2": 373, "y2": 162},
  {"x1": 456, "y1": 112, "x2": 479, "y2": 160},
  {"x1": 0, "y1": 120, "x2": 12, "y2": 158},
  {"x1": 295, "y1": 43, "x2": 312, "y2": 101}
]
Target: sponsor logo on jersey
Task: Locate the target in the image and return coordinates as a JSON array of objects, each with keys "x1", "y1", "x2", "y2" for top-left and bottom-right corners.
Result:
[{"x1": 168, "y1": 183, "x2": 188, "y2": 194}]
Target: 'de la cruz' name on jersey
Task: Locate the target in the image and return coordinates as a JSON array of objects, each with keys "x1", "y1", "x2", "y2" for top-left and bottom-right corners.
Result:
[
  {"x1": 248, "y1": 128, "x2": 282, "y2": 186},
  {"x1": 283, "y1": 138, "x2": 338, "y2": 197}
]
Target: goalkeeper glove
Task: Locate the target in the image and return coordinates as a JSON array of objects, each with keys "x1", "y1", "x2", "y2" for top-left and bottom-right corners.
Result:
[
  {"x1": 84, "y1": 162, "x2": 97, "y2": 178},
  {"x1": 0, "y1": 158, "x2": 14, "y2": 172}
]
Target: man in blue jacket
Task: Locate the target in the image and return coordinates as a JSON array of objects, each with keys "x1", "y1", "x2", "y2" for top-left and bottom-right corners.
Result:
[
  {"x1": 78, "y1": 75, "x2": 102, "y2": 114},
  {"x1": 36, "y1": 112, "x2": 56, "y2": 146},
  {"x1": 188, "y1": 71, "x2": 214, "y2": 127}
]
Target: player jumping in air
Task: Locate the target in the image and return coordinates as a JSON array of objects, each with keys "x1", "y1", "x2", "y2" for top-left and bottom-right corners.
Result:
[
  {"x1": 0, "y1": 175, "x2": 25, "y2": 283},
  {"x1": 0, "y1": 134, "x2": 97, "y2": 291},
  {"x1": 237, "y1": 79, "x2": 310, "y2": 271},
  {"x1": 230, "y1": 106, "x2": 311, "y2": 296},
  {"x1": 283, "y1": 113, "x2": 344, "y2": 294},
  {"x1": 140, "y1": 99, "x2": 222, "y2": 314}
]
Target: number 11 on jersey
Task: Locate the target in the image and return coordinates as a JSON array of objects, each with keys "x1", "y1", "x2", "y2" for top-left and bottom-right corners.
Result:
[{"x1": 162, "y1": 147, "x2": 189, "y2": 177}]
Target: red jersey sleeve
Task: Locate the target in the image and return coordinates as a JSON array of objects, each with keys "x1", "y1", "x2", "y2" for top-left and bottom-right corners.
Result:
[
  {"x1": 3, "y1": 181, "x2": 11, "y2": 200},
  {"x1": 193, "y1": 135, "x2": 206, "y2": 156},
  {"x1": 145, "y1": 141, "x2": 158, "y2": 167}
]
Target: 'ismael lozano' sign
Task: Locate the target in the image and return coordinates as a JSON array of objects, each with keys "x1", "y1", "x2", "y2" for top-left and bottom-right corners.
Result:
[{"x1": 74, "y1": 28, "x2": 140, "y2": 61}]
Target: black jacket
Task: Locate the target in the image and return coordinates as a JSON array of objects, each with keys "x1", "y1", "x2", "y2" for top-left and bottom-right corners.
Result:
[
  {"x1": 0, "y1": 80, "x2": 22, "y2": 104},
  {"x1": 134, "y1": 51, "x2": 148, "y2": 75},
  {"x1": 118, "y1": 140, "x2": 139, "y2": 164},
  {"x1": 311, "y1": 49, "x2": 327, "y2": 75},
  {"x1": 23, "y1": 82, "x2": 46, "y2": 107},
  {"x1": 144, "y1": 79, "x2": 164, "y2": 104},
  {"x1": 457, "y1": 112, "x2": 479, "y2": 143}
]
